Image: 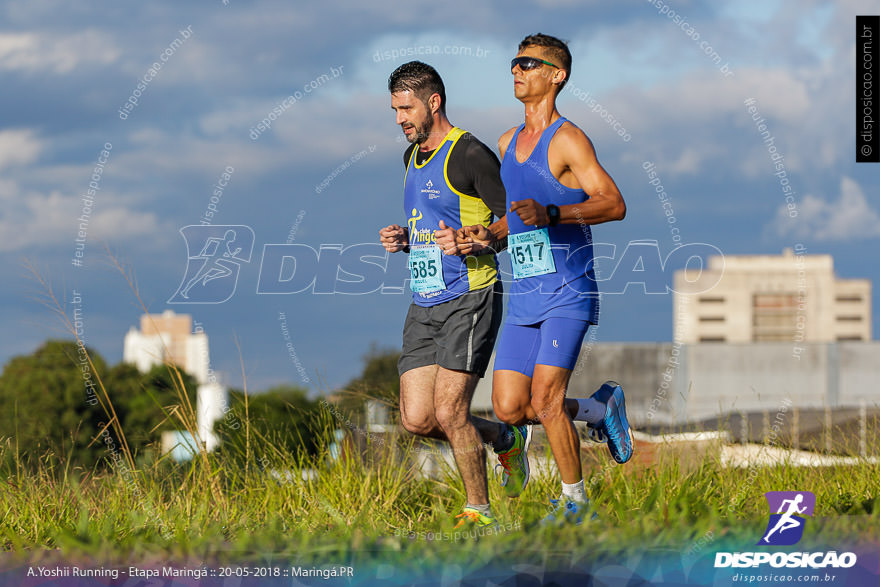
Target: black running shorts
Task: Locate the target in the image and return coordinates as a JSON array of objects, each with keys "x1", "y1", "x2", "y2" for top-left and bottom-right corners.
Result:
[{"x1": 398, "y1": 282, "x2": 502, "y2": 377}]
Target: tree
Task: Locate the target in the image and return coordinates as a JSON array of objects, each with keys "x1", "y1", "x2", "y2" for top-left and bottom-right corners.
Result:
[
  {"x1": 214, "y1": 385, "x2": 324, "y2": 469},
  {"x1": 0, "y1": 339, "x2": 199, "y2": 469},
  {"x1": 340, "y1": 343, "x2": 400, "y2": 411},
  {"x1": 104, "y1": 362, "x2": 198, "y2": 454},
  {"x1": 0, "y1": 340, "x2": 107, "y2": 466}
]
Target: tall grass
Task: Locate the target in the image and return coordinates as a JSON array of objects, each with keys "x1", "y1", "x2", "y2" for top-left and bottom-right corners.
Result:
[
  {"x1": 4, "y1": 258, "x2": 879, "y2": 568},
  {"x1": 3, "y1": 416, "x2": 880, "y2": 564}
]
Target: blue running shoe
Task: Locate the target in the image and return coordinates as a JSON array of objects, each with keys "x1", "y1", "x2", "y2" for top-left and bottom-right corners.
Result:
[
  {"x1": 541, "y1": 498, "x2": 598, "y2": 526},
  {"x1": 586, "y1": 424, "x2": 607, "y2": 443},
  {"x1": 599, "y1": 381, "x2": 634, "y2": 464},
  {"x1": 591, "y1": 380, "x2": 615, "y2": 403},
  {"x1": 584, "y1": 383, "x2": 613, "y2": 443}
]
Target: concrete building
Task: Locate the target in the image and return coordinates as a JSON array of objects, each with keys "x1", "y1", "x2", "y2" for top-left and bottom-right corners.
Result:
[
  {"x1": 473, "y1": 340, "x2": 880, "y2": 441},
  {"x1": 674, "y1": 247, "x2": 871, "y2": 343},
  {"x1": 472, "y1": 250, "x2": 877, "y2": 448},
  {"x1": 123, "y1": 310, "x2": 226, "y2": 452},
  {"x1": 124, "y1": 311, "x2": 211, "y2": 382}
]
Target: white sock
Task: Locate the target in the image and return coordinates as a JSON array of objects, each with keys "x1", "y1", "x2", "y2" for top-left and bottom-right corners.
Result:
[
  {"x1": 571, "y1": 397, "x2": 605, "y2": 425},
  {"x1": 466, "y1": 503, "x2": 493, "y2": 518},
  {"x1": 561, "y1": 479, "x2": 586, "y2": 503}
]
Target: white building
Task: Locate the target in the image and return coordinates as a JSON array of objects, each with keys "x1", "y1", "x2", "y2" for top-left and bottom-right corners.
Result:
[
  {"x1": 472, "y1": 249, "x2": 876, "y2": 431},
  {"x1": 674, "y1": 248, "x2": 871, "y2": 344},
  {"x1": 123, "y1": 310, "x2": 226, "y2": 452}
]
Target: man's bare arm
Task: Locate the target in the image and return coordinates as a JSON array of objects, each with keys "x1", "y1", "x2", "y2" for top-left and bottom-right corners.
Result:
[
  {"x1": 454, "y1": 216, "x2": 509, "y2": 256},
  {"x1": 510, "y1": 126, "x2": 625, "y2": 227},
  {"x1": 497, "y1": 127, "x2": 518, "y2": 162},
  {"x1": 554, "y1": 126, "x2": 625, "y2": 224}
]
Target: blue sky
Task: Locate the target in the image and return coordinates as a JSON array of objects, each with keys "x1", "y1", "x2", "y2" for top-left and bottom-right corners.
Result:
[{"x1": 2, "y1": 0, "x2": 877, "y2": 393}]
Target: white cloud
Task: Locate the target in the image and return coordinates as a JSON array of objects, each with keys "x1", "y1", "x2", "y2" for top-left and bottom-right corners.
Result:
[
  {"x1": 194, "y1": 93, "x2": 404, "y2": 168},
  {"x1": 614, "y1": 67, "x2": 812, "y2": 131},
  {"x1": 0, "y1": 30, "x2": 119, "y2": 73},
  {"x1": 771, "y1": 177, "x2": 880, "y2": 242},
  {"x1": 112, "y1": 126, "x2": 291, "y2": 180},
  {"x1": 0, "y1": 129, "x2": 42, "y2": 170},
  {"x1": 0, "y1": 186, "x2": 165, "y2": 253},
  {"x1": 561, "y1": 1, "x2": 863, "y2": 180},
  {"x1": 89, "y1": 207, "x2": 163, "y2": 242},
  {"x1": 667, "y1": 147, "x2": 702, "y2": 175}
]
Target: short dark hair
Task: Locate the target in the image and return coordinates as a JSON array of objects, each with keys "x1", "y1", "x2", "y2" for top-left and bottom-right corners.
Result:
[
  {"x1": 388, "y1": 61, "x2": 446, "y2": 113},
  {"x1": 519, "y1": 33, "x2": 572, "y2": 90}
]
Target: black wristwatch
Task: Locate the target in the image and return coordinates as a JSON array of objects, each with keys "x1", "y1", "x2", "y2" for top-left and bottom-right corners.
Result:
[{"x1": 546, "y1": 204, "x2": 561, "y2": 226}]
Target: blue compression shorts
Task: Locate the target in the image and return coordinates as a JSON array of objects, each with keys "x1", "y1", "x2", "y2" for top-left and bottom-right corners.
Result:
[{"x1": 493, "y1": 317, "x2": 590, "y2": 378}]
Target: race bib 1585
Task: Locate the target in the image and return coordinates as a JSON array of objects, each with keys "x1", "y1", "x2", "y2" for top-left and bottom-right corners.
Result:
[{"x1": 409, "y1": 245, "x2": 445, "y2": 292}]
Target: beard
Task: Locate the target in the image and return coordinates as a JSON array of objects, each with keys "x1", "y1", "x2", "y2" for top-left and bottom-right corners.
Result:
[{"x1": 402, "y1": 111, "x2": 434, "y2": 145}]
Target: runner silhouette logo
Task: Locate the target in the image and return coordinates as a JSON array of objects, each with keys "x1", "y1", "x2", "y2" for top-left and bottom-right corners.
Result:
[
  {"x1": 759, "y1": 491, "x2": 815, "y2": 546},
  {"x1": 168, "y1": 225, "x2": 255, "y2": 304}
]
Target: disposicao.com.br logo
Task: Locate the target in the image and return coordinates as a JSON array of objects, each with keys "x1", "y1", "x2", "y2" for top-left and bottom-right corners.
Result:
[
  {"x1": 760, "y1": 491, "x2": 815, "y2": 546},
  {"x1": 714, "y1": 491, "x2": 857, "y2": 570}
]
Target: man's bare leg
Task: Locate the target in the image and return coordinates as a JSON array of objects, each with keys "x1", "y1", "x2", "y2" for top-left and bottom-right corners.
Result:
[
  {"x1": 433, "y1": 367, "x2": 490, "y2": 506},
  {"x1": 530, "y1": 364, "x2": 582, "y2": 484},
  {"x1": 493, "y1": 367, "x2": 582, "y2": 483},
  {"x1": 493, "y1": 369, "x2": 590, "y2": 426},
  {"x1": 399, "y1": 365, "x2": 445, "y2": 439},
  {"x1": 401, "y1": 366, "x2": 508, "y2": 446},
  {"x1": 492, "y1": 369, "x2": 538, "y2": 425}
]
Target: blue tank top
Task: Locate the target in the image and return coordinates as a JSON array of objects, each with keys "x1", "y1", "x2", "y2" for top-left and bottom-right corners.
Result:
[
  {"x1": 501, "y1": 117, "x2": 599, "y2": 324},
  {"x1": 404, "y1": 127, "x2": 498, "y2": 306}
]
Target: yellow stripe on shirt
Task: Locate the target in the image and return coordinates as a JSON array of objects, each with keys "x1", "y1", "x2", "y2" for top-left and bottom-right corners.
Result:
[{"x1": 443, "y1": 128, "x2": 497, "y2": 291}]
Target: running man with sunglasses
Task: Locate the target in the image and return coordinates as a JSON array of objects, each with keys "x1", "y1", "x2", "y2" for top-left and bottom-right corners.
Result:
[
  {"x1": 380, "y1": 61, "x2": 532, "y2": 530},
  {"x1": 451, "y1": 34, "x2": 633, "y2": 525}
]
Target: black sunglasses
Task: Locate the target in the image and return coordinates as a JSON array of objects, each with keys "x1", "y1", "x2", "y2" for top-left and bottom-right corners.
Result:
[{"x1": 510, "y1": 56, "x2": 559, "y2": 71}]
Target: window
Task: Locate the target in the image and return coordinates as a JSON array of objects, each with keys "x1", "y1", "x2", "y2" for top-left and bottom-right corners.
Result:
[
  {"x1": 699, "y1": 296, "x2": 725, "y2": 303},
  {"x1": 836, "y1": 315, "x2": 863, "y2": 322},
  {"x1": 836, "y1": 295, "x2": 863, "y2": 303},
  {"x1": 699, "y1": 316, "x2": 725, "y2": 322},
  {"x1": 753, "y1": 293, "x2": 798, "y2": 308},
  {"x1": 699, "y1": 336, "x2": 726, "y2": 342},
  {"x1": 752, "y1": 292, "x2": 798, "y2": 342},
  {"x1": 753, "y1": 333, "x2": 794, "y2": 342}
]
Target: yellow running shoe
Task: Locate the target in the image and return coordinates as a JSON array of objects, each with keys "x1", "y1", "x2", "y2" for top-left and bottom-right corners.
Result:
[{"x1": 453, "y1": 507, "x2": 497, "y2": 529}]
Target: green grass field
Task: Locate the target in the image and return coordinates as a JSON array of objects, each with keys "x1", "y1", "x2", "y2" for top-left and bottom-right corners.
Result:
[
  {"x1": 4, "y1": 278, "x2": 878, "y2": 582},
  {"x1": 3, "y1": 419, "x2": 880, "y2": 574}
]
